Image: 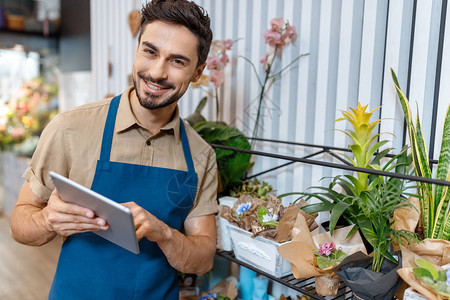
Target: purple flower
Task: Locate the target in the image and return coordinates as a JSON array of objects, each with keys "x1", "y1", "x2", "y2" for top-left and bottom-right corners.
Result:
[
  {"x1": 446, "y1": 268, "x2": 450, "y2": 286},
  {"x1": 317, "y1": 242, "x2": 335, "y2": 257}
]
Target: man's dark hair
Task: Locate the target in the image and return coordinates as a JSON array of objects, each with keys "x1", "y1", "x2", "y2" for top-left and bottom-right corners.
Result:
[{"x1": 139, "y1": 0, "x2": 213, "y2": 67}]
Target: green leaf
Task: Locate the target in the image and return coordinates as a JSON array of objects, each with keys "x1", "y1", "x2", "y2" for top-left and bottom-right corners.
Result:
[
  {"x1": 257, "y1": 206, "x2": 267, "y2": 224},
  {"x1": 329, "y1": 201, "x2": 351, "y2": 235},
  {"x1": 367, "y1": 140, "x2": 389, "y2": 163},
  {"x1": 415, "y1": 259, "x2": 439, "y2": 280},
  {"x1": 345, "y1": 225, "x2": 359, "y2": 238},
  {"x1": 315, "y1": 249, "x2": 348, "y2": 270},
  {"x1": 433, "y1": 105, "x2": 450, "y2": 239},
  {"x1": 413, "y1": 267, "x2": 434, "y2": 281},
  {"x1": 301, "y1": 202, "x2": 335, "y2": 214},
  {"x1": 195, "y1": 96, "x2": 208, "y2": 114},
  {"x1": 262, "y1": 220, "x2": 278, "y2": 228}
]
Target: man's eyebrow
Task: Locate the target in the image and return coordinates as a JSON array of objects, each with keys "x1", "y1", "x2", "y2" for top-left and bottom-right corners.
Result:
[
  {"x1": 142, "y1": 41, "x2": 191, "y2": 63},
  {"x1": 142, "y1": 41, "x2": 158, "y2": 51}
]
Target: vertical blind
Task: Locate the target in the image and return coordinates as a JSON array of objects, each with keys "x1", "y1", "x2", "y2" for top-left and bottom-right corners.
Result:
[{"x1": 91, "y1": 0, "x2": 450, "y2": 204}]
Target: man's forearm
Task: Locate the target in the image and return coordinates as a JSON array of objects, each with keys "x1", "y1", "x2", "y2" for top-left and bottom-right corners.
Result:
[
  {"x1": 156, "y1": 225, "x2": 215, "y2": 275},
  {"x1": 10, "y1": 204, "x2": 56, "y2": 246}
]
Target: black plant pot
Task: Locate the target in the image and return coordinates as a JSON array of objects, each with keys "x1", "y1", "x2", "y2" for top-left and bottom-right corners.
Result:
[{"x1": 333, "y1": 251, "x2": 403, "y2": 300}]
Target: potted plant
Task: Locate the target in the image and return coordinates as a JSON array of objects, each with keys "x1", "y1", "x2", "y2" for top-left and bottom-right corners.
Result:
[
  {"x1": 278, "y1": 103, "x2": 419, "y2": 298},
  {"x1": 391, "y1": 69, "x2": 450, "y2": 241},
  {"x1": 220, "y1": 194, "x2": 318, "y2": 277},
  {"x1": 279, "y1": 103, "x2": 416, "y2": 243}
]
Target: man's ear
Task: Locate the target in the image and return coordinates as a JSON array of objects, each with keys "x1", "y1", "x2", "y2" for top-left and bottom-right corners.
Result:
[{"x1": 191, "y1": 63, "x2": 207, "y2": 83}]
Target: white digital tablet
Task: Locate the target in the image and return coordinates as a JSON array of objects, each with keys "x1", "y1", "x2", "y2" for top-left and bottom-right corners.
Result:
[{"x1": 49, "y1": 171, "x2": 140, "y2": 254}]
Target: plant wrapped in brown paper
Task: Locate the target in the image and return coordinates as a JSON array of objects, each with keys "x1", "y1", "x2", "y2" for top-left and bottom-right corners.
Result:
[
  {"x1": 277, "y1": 214, "x2": 367, "y2": 296},
  {"x1": 197, "y1": 279, "x2": 238, "y2": 300},
  {"x1": 219, "y1": 194, "x2": 317, "y2": 242},
  {"x1": 397, "y1": 242, "x2": 450, "y2": 300}
]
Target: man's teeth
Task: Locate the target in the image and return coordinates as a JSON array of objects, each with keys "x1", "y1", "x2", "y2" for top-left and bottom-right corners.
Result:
[{"x1": 146, "y1": 82, "x2": 162, "y2": 91}]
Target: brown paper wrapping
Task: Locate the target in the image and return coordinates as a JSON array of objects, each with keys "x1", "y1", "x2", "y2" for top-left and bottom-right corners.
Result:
[
  {"x1": 199, "y1": 279, "x2": 238, "y2": 300},
  {"x1": 277, "y1": 214, "x2": 367, "y2": 296},
  {"x1": 392, "y1": 196, "x2": 421, "y2": 251},
  {"x1": 397, "y1": 242, "x2": 450, "y2": 300},
  {"x1": 315, "y1": 273, "x2": 341, "y2": 297}
]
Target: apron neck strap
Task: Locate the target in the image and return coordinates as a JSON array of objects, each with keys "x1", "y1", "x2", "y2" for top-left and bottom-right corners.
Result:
[
  {"x1": 99, "y1": 95, "x2": 121, "y2": 162},
  {"x1": 99, "y1": 95, "x2": 196, "y2": 173},
  {"x1": 179, "y1": 119, "x2": 195, "y2": 173}
]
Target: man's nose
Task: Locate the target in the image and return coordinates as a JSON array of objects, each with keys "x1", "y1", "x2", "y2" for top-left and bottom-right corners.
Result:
[{"x1": 150, "y1": 59, "x2": 168, "y2": 81}]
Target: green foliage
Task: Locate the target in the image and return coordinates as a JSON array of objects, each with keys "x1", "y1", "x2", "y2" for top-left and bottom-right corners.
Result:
[
  {"x1": 413, "y1": 259, "x2": 450, "y2": 297},
  {"x1": 230, "y1": 178, "x2": 273, "y2": 200},
  {"x1": 314, "y1": 248, "x2": 348, "y2": 270},
  {"x1": 193, "y1": 121, "x2": 254, "y2": 193},
  {"x1": 391, "y1": 69, "x2": 450, "y2": 240},
  {"x1": 280, "y1": 102, "x2": 418, "y2": 272},
  {"x1": 355, "y1": 176, "x2": 419, "y2": 272}
]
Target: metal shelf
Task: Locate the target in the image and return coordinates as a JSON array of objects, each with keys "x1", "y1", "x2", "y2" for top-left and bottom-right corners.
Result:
[
  {"x1": 212, "y1": 138, "x2": 447, "y2": 299},
  {"x1": 216, "y1": 250, "x2": 352, "y2": 300}
]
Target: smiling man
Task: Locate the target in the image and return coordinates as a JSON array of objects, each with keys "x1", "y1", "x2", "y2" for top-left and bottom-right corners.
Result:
[{"x1": 10, "y1": 1, "x2": 217, "y2": 299}]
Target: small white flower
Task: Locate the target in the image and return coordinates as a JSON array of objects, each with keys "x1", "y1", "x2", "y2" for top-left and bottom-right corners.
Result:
[{"x1": 262, "y1": 213, "x2": 278, "y2": 223}]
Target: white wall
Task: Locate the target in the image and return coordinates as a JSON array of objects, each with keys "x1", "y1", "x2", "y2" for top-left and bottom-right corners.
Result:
[{"x1": 90, "y1": 0, "x2": 450, "y2": 204}]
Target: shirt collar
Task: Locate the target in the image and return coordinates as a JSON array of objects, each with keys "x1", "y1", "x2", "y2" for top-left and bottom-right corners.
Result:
[{"x1": 115, "y1": 86, "x2": 181, "y2": 144}]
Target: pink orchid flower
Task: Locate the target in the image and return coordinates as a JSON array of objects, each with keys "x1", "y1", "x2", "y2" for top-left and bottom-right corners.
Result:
[
  {"x1": 263, "y1": 29, "x2": 283, "y2": 48},
  {"x1": 220, "y1": 51, "x2": 230, "y2": 65},
  {"x1": 260, "y1": 53, "x2": 271, "y2": 70},
  {"x1": 270, "y1": 17, "x2": 284, "y2": 32},
  {"x1": 285, "y1": 23, "x2": 296, "y2": 39},
  {"x1": 223, "y1": 39, "x2": 233, "y2": 50},
  {"x1": 206, "y1": 55, "x2": 222, "y2": 71},
  {"x1": 210, "y1": 70, "x2": 224, "y2": 88}
]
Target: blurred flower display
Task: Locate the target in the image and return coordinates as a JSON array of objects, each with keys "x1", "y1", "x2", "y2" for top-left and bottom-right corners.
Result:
[{"x1": 0, "y1": 77, "x2": 58, "y2": 155}]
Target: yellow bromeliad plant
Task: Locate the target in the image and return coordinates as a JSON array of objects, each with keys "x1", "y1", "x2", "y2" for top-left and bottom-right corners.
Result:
[
  {"x1": 391, "y1": 69, "x2": 450, "y2": 240},
  {"x1": 280, "y1": 102, "x2": 417, "y2": 272},
  {"x1": 335, "y1": 103, "x2": 386, "y2": 195}
]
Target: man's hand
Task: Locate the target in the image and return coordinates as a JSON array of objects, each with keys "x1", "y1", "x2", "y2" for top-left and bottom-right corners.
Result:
[
  {"x1": 42, "y1": 188, "x2": 109, "y2": 237},
  {"x1": 121, "y1": 202, "x2": 169, "y2": 242},
  {"x1": 121, "y1": 201, "x2": 216, "y2": 275}
]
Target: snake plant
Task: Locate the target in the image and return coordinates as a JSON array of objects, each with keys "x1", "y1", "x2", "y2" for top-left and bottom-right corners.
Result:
[{"x1": 391, "y1": 68, "x2": 450, "y2": 240}]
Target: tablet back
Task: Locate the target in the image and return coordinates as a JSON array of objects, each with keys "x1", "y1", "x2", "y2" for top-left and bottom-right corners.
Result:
[{"x1": 49, "y1": 171, "x2": 140, "y2": 254}]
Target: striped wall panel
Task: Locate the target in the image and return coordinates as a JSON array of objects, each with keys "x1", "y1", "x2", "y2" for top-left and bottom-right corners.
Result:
[{"x1": 90, "y1": 0, "x2": 450, "y2": 209}]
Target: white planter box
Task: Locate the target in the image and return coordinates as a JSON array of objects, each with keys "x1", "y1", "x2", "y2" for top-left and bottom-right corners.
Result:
[
  {"x1": 217, "y1": 196, "x2": 238, "y2": 251},
  {"x1": 229, "y1": 225, "x2": 292, "y2": 277}
]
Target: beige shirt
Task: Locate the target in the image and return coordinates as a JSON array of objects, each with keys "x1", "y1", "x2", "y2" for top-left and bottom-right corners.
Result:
[{"x1": 23, "y1": 87, "x2": 218, "y2": 219}]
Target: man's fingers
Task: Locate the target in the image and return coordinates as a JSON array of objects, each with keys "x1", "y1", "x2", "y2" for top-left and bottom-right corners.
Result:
[
  {"x1": 56, "y1": 224, "x2": 110, "y2": 237},
  {"x1": 54, "y1": 201, "x2": 95, "y2": 218},
  {"x1": 48, "y1": 213, "x2": 106, "y2": 226},
  {"x1": 51, "y1": 188, "x2": 95, "y2": 218}
]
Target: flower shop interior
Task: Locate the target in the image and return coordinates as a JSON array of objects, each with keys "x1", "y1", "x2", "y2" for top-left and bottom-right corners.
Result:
[{"x1": 1, "y1": 0, "x2": 449, "y2": 299}]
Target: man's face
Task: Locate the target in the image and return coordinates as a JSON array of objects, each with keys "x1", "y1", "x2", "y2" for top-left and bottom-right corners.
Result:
[{"x1": 132, "y1": 21, "x2": 205, "y2": 110}]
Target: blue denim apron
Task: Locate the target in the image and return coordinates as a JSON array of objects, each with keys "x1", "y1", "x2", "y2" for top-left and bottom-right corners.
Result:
[{"x1": 49, "y1": 95, "x2": 198, "y2": 299}]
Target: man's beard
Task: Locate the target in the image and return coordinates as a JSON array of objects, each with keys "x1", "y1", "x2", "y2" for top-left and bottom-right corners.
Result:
[{"x1": 133, "y1": 72, "x2": 178, "y2": 110}]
